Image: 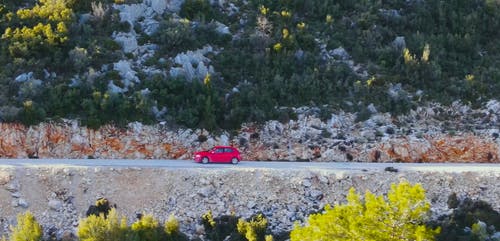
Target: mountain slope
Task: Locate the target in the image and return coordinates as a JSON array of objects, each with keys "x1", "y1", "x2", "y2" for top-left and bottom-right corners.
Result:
[{"x1": 0, "y1": 0, "x2": 500, "y2": 131}]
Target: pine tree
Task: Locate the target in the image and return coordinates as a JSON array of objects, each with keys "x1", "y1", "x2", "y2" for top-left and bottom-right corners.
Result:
[{"x1": 290, "y1": 181, "x2": 441, "y2": 241}]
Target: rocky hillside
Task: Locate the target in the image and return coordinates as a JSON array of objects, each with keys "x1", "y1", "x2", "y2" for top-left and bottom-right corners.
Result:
[{"x1": 1, "y1": 0, "x2": 500, "y2": 131}]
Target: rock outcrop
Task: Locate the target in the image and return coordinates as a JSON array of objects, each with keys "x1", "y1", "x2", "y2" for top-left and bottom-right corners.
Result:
[{"x1": 1, "y1": 102, "x2": 500, "y2": 163}]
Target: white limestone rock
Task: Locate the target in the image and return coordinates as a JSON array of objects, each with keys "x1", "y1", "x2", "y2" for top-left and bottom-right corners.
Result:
[
  {"x1": 113, "y1": 32, "x2": 138, "y2": 53},
  {"x1": 145, "y1": 0, "x2": 168, "y2": 14},
  {"x1": 392, "y1": 36, "x2": 406, "y2": 50},
  {"x1": 113, "y1": 60, "x2": 140, "y2": 88},
  {"x1": 215, "y1": 21, "x2": 231, "y2": 35},
  {"x1": 114, "y1": 4, "x2": 148, "y2": 25},
  {"x1": 331, "y1": 47, "x2": 351, "y2": 60},
  {"x1": 108, "y1": 81, "x2": 126, "y2": 93},
  {"x1": 15, "y1": 72, "x2": 34, "y2": 82},
  {"x1": 170, "y1": 46, "x2": 216, "y2": 81},
  {"x1": 486, "y1": 100, "x2": 500, "y2": 114}
]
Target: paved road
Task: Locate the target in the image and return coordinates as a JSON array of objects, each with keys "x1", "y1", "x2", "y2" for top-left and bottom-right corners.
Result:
[{"x1": 1, "y1": 159, "x2": 500, "y2": 173}]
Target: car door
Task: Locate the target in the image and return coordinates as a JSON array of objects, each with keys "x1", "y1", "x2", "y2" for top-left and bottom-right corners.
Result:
[{"x1": 212, "y1": 147, "x2": 225, "y2": 162}]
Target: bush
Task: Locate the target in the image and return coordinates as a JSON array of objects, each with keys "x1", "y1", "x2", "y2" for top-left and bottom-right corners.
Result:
[
  {"x1": 18, "y1": 100, "x2": 46, "y2": 126},
  {"x1": 163, "y1": 214, "x2": 190, "y2": 241},
  {"x1": 130, "y1": 214, "x2": 161, "y2": 241},
  {"x1": 201, "y1": 211, "x2": 274, "y2": 241},
  {"x1": 201, "y1": 210, "x2": 239, "y2": 241},
  {"x1": 152, "y1": 19, "x2": 198, "y2": 55},
  {"x1": 290, "y1": 181, "x2": 441, "y2": 241},
  {"x1": 78, "y1": 210, "x2": 188, "y2": 241},
  {"x1": 179, "y1": 0, "x2": 214, "y2": 22},
  {"x1": 85, "y1": 198, "x2": 113, "y2": 217},
  {"x1": 237, "y1": 214, "x2": 272, "y2": 241},
  {"x1": 433, "y1": 194, "x2": 500, "y2": 241},
  {"x1": 77, "y1": 209, "x2": 127, "y2": 241},
  {"x1": 9, "y1": 211, "x2": 43, "y2": 241}
]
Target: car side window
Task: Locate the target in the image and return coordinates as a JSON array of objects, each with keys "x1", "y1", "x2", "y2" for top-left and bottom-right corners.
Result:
[
  {"x1": 215, "y1": 148, "x2": 224, "y2": 153},
  {"x1": 225, "y1": 148, "x2": 233, "y2": 153}
]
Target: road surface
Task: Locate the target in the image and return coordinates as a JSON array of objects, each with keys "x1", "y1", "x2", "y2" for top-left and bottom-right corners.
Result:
[{"x1": 1, "y1": 159, "x2": 500, "y2": 173}]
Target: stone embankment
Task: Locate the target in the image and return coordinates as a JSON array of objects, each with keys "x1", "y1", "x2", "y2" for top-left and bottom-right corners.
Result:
[
  {"x1": 0, "y1": 166, "x2": 499, "y2": 239},
  {"x1": 1, "y1": 101, "x2": 500, "y2": 163}
]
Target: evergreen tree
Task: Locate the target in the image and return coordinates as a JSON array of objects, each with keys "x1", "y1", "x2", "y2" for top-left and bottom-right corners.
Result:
[{"x1": 290, "y1": 181, "x2": 441, "y2": 241}]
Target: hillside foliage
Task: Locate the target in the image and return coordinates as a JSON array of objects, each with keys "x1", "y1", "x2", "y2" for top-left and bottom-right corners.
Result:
[{"x1": 0, "y1": 0, "x2": 500, "y2": 129}]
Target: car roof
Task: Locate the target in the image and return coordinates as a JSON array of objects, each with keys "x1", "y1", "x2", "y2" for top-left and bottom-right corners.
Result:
[{"x1": 214, "y1": 146, "x2": 237, "y2": 149}]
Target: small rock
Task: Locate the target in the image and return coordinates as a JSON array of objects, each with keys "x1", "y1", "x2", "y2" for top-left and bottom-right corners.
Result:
[
  {"x1": 247, "y1": 201, "x2": 256, "y2": 209},
  {"x1": 18, "y1": 199, "x2": 29, "y2": 208},
  {"x1": 491, "y1": 232, "x2": 500, "y2": 239},
  {"x1": 318, "y1": 175, "x2": 329, "y2": 184},
  {"x1": 309, "y1": 189, "x2": 323, "y2": 200},
  {"x1": 48, "y1": 199, "x2": 63, "y2": 211},
  {"x1": 6, "y1": 182, "x2": 20, "y2": 192},
  {"x1": 63, "y1": 168, "x2": 73, "y2": 176},
  {"x1": 197, "y1": 187, "x2": 215, "y2": 197},
  {"x1": 195, "y1": 224, "x2": 205, "y2": 235},
  {"x1": 11, "y1": 192, "x2": 21, "y2": 198},
  {"x1": 331, "y1": 47, "x2": 350, "y2": 60},
  {"x1": 14, "y1": 72, "x2": 33, "y2": 82},
  {"x1": 302, "y1": 179, "x2": 312, "y2": 187}
]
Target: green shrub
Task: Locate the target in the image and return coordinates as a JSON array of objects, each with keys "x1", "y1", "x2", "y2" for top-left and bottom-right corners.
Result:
[
  {"x1": 9, "y1": 211, "x2": 43, "y2": 241},
  {"x1": 18, "y1": 100, "x2": 46, "y2": 126},
  {"x1": 290, "y1": 181, "x2": 441, "y2": 241},
  {"x1": 201, "y1": 210, "x2": 274, "y2": 241},
  {"x1": 179, "y1": 0, "x2": 214, "y2": 22},
  {"x1": 434, "y1": 195, "x2": 500, "y2": 241},
  {"x1": 152, "y1": 19, "x2": 199, "y2": 56}
]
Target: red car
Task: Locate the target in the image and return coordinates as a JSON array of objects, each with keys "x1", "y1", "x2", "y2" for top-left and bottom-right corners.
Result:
[{"x1": 194, "y1": 146, "x2": 242, "y2": 164}]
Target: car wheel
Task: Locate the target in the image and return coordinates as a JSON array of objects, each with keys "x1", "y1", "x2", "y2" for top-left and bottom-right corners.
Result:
[
  {"x1": 202, "y1": 157, "x2": 209, "y2": 164},
  {"x1": 231, "y1": 157, "x2": 239, "y2": 164}
]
